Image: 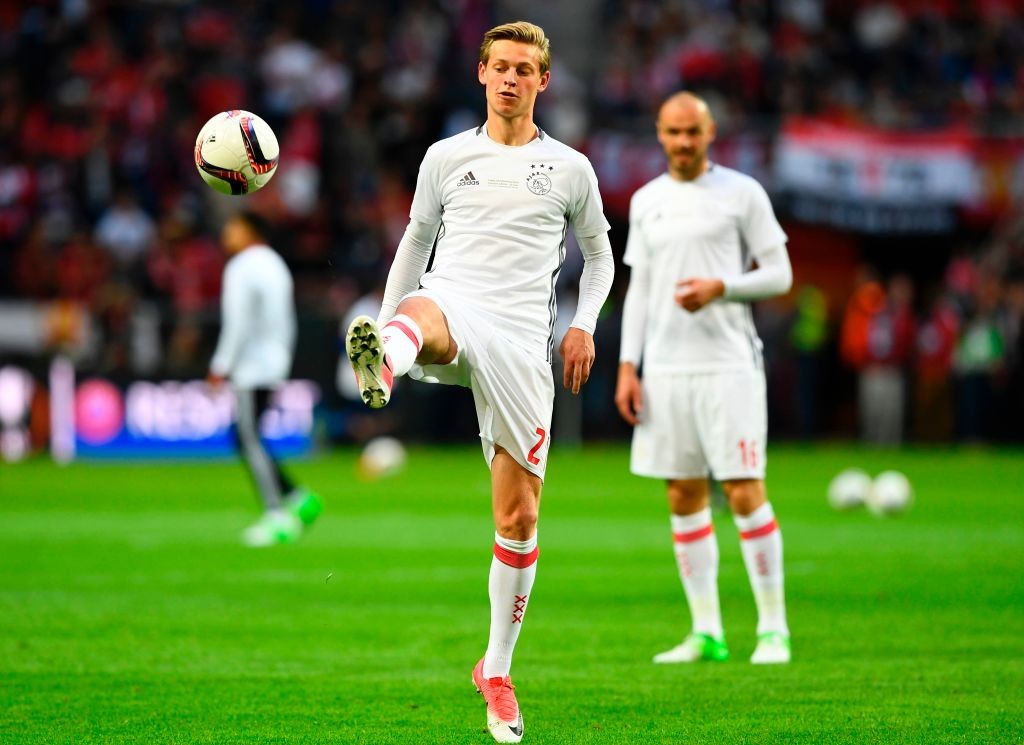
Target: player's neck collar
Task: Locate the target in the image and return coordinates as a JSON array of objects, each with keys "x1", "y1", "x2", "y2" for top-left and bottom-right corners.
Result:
[{"x1": 477, "y1": 122, "x2": 543, "y2": 146}]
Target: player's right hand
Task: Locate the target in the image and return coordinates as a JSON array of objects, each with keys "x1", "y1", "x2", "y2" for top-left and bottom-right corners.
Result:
[{"x1": 615, "y1": 363, "x2": 643, "y2": 426}]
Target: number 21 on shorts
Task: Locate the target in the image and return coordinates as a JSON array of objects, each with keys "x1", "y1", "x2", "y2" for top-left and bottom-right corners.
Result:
[{"x1": 527, "y1": 427, "x2": 547, "y2": 465}]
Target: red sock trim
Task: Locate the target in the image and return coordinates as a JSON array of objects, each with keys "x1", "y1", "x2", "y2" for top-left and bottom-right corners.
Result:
[
  {"x1": 384, "y1": 319, "x2": 422, "y2": 351},
  {"x1": 672, "y1": 524, "x2": 714, "y2": 543},
  {"x1": 493, "y1": 543, "x2": 539, "y2": 568},
  {"x1": 740, "y1": 518, "x2": 778, "y2": 541}
]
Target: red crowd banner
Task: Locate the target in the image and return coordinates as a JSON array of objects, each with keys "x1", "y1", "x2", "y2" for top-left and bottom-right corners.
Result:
[
  {"x1": 775, "y1": 118, "x2": 982, "y2": 206},
  {"x1": 587, "y1": 118, "x2": 1024, "y2": 232}
]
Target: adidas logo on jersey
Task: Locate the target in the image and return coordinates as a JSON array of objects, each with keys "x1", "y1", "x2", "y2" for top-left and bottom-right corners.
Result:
[{"x1": 456, "y1": 171, "x2": 480, "y2": 187}]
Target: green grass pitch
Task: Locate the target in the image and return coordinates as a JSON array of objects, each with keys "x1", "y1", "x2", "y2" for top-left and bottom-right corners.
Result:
[{"x1": 1, "y1": 444, "x2": 1022, "y2": 744}]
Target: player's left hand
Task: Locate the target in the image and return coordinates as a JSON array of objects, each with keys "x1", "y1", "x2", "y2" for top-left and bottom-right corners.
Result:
[
  {"x1": 559, "y1": 327, "x2": 595, "y2": 395},
  {"x1": 675, "y1": 278, "x2": 725, "y2": 312}
]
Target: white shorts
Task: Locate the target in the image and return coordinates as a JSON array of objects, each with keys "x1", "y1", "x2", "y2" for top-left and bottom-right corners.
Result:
[
  {"x1": 404, "y1": 289, "x2": 554, "y2": 480},
  {"x1": 630, "y1": 369, "x2": 767, "y2": 481}
]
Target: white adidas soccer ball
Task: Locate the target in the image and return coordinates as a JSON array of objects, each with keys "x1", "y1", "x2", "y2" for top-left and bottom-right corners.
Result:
[
  {"x1": 358, "y1": 436, "x2": 407, "y2": 480},
  {"x1": 194, "y1": 110, "x2": 279, "y2": 195},
  {"x1": 867, "y1": 470, "x2": 913, "y2": 516},
  {"x1": 827, "y1": 468, "x2": 872, "y2": 510}
]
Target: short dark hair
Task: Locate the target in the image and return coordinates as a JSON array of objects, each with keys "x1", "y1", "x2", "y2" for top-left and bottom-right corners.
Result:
[{"x1": 234, "y1": 209, "x2": 274, "y2": 244}]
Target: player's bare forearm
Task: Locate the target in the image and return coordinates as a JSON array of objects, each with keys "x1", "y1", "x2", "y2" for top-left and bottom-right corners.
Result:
[
  {"x1": 559, "y1": 327, "x2": 595, "y2": 395},
  {"x1": 615, "y1": 362, "x2": 643, "y2": 425},
  {"x1": 674, "y1": 277, "x2": 725, "y2": 312}
]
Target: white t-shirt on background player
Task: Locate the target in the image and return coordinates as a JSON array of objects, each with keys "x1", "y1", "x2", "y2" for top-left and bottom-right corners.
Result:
[
  {"x1": 621, "y1": 165, "x2": 790, "y2": 375},
  {"x1": 210, "y1": 244, "x2": 296, "y2": 389},
  {"x1": 620, "y1": 164, "x2": 791, "y2": 480}
]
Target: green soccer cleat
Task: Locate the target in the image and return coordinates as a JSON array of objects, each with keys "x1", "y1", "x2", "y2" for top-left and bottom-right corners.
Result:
[
  {"x1": 285, "y1": 488, "x2": 322, "y2": 527},
  {"x1": 750, "y1": 632, "x2": 791, "y2": 665},
  {"x1": 241, "y1": 509, "x2": 302, "y2": 547},
  {"x1": 653, "y1": 632, "x2": 729, "y2": 664}
]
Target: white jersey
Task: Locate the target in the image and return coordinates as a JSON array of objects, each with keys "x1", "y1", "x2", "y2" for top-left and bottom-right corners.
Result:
[
  {"x1": 410, "y1": 126, "x2": 610, "y2": 360},
  {"x1": 624, "y1": 165, "x2": 787, "y2": 373},
  {"x1": 210, "y1": 244, "x2": 296, "y2": 388}
]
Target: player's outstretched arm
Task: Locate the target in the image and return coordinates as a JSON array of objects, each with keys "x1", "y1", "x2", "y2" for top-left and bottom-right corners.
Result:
[{"x1": 377, "y1": 218, "x2": 439, "y2": 325}]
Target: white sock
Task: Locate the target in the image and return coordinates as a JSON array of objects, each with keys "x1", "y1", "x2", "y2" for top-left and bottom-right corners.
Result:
[
  {"x1": 380, "y1": 314, "x2": 423, "y2": 377},
  {"x1": 483, "y1": 531, "x2": 538, "y2": 678},
  {"x1": 670, "y1": 508, "x2": 723, "y2": 639},
  {"x1": 734, "y1": 502, "x2": 789, "y2": 636}
]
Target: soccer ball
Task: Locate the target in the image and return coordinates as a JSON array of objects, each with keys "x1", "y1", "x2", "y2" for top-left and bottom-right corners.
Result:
[
  {"x1": 194, "y1": 110, "x2": 279, "y2": 195},
  {"x1": 867, "y1": 470, "x2": 913, "y2": 516},
  {"x1": 827, "y1": 468, "x2": 872, "y2": 510},
  {"x1": 358, "y1": 437, "x2": 407, "y2": 480}
]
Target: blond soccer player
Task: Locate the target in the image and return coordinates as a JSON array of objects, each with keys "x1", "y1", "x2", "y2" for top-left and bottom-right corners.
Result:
[
  {"x1": 615, "y1": 92, "x2": 793, "y2": 665},
  {"x1": 345, "y1": 21, "x2": 614, "y2": 743}
]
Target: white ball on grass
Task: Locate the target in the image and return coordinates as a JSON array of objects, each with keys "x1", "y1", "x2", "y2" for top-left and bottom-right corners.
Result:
[
  {"x1": 358, "y1": 436, "x2": 407, "y2": 480},
  {"x1": 827, "y1": 468, "x2": 872, "y2": 510},
  {"x1": 867, "y1": 470, "x2": 913, "y2": 516}
]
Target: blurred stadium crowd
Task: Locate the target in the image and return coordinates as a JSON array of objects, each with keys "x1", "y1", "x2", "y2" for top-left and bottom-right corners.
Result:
[{"x1": 1, "y1": 0, "x2": 1023, "y2": 444}]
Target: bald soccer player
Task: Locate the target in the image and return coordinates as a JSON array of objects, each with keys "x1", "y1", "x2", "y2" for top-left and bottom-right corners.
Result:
[{"x1": 615, "y1": 92, "x2": 793, "y2": 665}]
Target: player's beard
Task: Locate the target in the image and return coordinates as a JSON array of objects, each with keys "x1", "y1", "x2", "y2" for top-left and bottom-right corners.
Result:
[{"x1": 672, "y1": 150, "x2": 706, "y2": 181}]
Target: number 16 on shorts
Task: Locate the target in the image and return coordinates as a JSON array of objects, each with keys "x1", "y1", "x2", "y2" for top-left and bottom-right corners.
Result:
[{"x1": 738, "y1": 438, "x2": 759, "y2": 470}]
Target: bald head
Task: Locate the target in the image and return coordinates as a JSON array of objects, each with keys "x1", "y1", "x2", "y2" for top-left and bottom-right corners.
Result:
[
  {"x1": 656, "y1": 91, "x2": 716, "y2": 181},
  {"x1": 658, "y1": 92, "x2": 713, "y2": 126}
]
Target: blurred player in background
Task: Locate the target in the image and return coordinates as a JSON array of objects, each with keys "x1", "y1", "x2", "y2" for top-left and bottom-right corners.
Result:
[
  {"x1": 345, "y1": 21, "x2": 614, "y2": 743},
  {"x1": 209, "y1": 210, "x2": 321, "y2": 547},
  {"x1": 615, "y1": 92, "x2": 793, "y2": 665}
]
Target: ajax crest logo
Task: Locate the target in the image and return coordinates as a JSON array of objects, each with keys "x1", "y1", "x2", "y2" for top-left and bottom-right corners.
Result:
[{"x1": 527, "y1": 163, "x2": 554, "y2": 195}]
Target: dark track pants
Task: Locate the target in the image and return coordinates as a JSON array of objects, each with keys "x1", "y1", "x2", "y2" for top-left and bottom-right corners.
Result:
[{"x1": 234, "y1": 387, "x2": 295, "y2": 510}]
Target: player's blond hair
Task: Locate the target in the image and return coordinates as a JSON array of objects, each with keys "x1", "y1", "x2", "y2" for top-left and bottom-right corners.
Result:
[{"x1": 479, "y1": 21, "x2": 551, "y2": 75}]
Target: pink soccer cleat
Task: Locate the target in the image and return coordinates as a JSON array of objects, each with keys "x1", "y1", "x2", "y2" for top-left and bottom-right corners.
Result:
[{"x1": 471, "y1": 657, "x2": 524, "y2": 743}]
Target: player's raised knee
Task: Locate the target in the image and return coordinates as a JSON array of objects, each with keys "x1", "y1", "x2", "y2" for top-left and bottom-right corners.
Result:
[{"x1": 395, "y1": 296, "x2": 456, "y2": 365}]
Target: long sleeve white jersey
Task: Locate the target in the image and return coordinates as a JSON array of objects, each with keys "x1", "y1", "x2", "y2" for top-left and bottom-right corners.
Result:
[
  {"x1": 382, "y1": 126, "x2": 613, "y2": 361},
  {"x1": 620, "y1": 165, "x2": 791, "y2": 373},
  {"x1": 210, "y1": 244, "x2": 296, "y2": 388}
]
